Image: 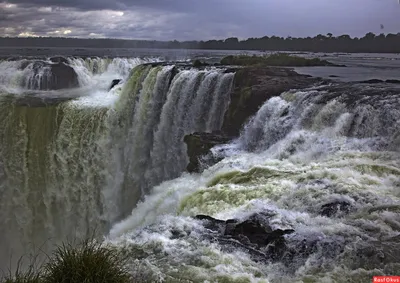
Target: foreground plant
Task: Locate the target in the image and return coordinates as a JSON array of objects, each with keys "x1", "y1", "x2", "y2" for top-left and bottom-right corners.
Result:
[
  {"x1": 1, "y1": 257, "x2": 42, "y2": 283},
  {"x1": 41, "y1": 239, "x2": 131, "y2": 283}
]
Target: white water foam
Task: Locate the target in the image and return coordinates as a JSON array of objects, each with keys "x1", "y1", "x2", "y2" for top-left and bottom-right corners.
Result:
[{"x1": 107, "y1": 86, "x2": 400, "y2": 282}]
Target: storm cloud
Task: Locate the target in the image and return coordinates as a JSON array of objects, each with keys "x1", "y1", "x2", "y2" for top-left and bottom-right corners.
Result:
[{"x1": 1, "y1": 0, "x2": 400, "y2": 40}]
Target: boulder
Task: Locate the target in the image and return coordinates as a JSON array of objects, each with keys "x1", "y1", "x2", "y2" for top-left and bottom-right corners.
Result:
[
  {"x1": 221, "y1": 66, "x2": 320, "y2": 136},
  {"x1": 357, "y1": 79, "x2": 400, "y2": 84},
  {"x1": 109, "y1": 79, "x2": 122, "y2": 90},
  {"x1": 359, "y1": 79, "x2": 384, "y2": 84},
  {"x1": 184, "y1": 132, "x2": 233, "y2": 173},
  {"x1": 192, "y1": 59, "x2": 209, "y2": 68},
  {"x1": 386, "y1": 79, "x2": 400, "y2": 84},
  {"x1": 320, "y1": 201, "x2": 352, "y2": 217},
  {"x1": 23, "y1": 61, "x2": 79, "y2": 90},
  {"x1": 48, "y1": 63, "x2": 79, "y2": 90},
  {"x1": 194, "y1": 213, "x2": 295, "y2": 262},
  {"x1": 194, "y1": 212, "x2": 348, "y2": 270},
  {"x1": 49, "y1": 56, "x2": 69, "y2": 64}
]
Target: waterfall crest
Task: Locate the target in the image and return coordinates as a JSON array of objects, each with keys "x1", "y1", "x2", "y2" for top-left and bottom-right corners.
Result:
[{"x1": 0, "y1": 64, "x2": 234, "y2": 268}]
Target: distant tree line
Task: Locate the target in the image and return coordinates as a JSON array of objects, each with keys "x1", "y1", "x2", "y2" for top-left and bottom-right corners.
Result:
[{"x1": 1, "y1": 32, "x2": 400, "y2": 53}]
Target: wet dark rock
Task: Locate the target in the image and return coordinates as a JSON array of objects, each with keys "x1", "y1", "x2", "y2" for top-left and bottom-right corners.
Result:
[
  {"x1": 169, "y1": 66, "x2": 179, "y2": 87},
  {"x1": 359, "y1": 79, "x2": 400, "y2": 84},
  {"x1": 195, "y1": 215, "x2": 228, "y2": 234},
  {"x1": 320, "y1": 201, "x2": 352, "y2": 217},
  {"x1": 184, "y1": 132, "x2": 233, "y2": 173},
  {"x1": 21, "y1": 61, "x2": 79, "y2": 90},
  {"x1": 109, "y1": 79, "x2": 122, "y2": 90},
  {"x1": 385, "y1": 79, "x2": 400, "y2": 84},
  {"x1": 46, "y1": 62, "x2": 79, "y2": 90},
  {"x1": 194, "y1": 212, "x2": 350, "y2": 272},
  {"x1": 195, "y1": 213, "x2": 294, "y2": 261},
  {"x1": 228, "y1": 214, "x2": 294, "y2": 247},
  {"x1": 223, "y1": 68, "x2": 236, "y2": 74},
  {"x1": 192, "y1": 59, "x2": 209, "y2": 68},
  {"x1": 49, "y1": 56, "x2": 69, "y2": 64},
  {"x1": 329, "y1": 75, "x2": 340, "y2": 78},
  {"x1": 221, "y1": 66, "x2": 320, "y2": 136},
  {"x1": 360, "y1": 79, "x2": 384, "y2": 84}
]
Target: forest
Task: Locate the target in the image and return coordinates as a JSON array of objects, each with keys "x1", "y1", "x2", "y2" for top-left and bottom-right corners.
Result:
[{"x1": 1, "y1": 32, "x2": 400, "y2": 53}]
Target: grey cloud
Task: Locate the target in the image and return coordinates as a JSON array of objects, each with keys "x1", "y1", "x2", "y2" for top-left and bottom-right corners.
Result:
[
  {"x1": 6, "y1": 0, "x2": 120, "y2": 11},
  {"x1": 5, "y1": 0, "x2": 217, "y2": 12},
  {"x1": 1, "y1": 0, "x2": 400, "y2": 40}
]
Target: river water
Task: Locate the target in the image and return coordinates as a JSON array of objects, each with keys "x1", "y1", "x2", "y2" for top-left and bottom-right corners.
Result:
[{"x1": 0, "y1": 48, "x2": 399, "y2": 282}]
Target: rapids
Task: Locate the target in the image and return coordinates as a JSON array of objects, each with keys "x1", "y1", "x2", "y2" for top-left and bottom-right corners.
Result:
[
  {"x1": 0, "y1": 56, "x2": 399, "y2": 282},
  {"x1": 107, "y1": 86, "x2": 400, "y2": 282}
]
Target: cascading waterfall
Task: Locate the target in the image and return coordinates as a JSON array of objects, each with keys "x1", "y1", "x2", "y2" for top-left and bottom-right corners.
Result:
[
  {"x1": 239, "y1": 86, "x2": 400, "y2": 153},
  {"x1": 0, "y1": 59, "x2": 52, "y2": 91},
  {"x1": 67, "y1": 57, "x2": 158, "y2": 87},
  {"x1": 106, "y1": 66, "x2": 234, "y2": 219},
  {"x1": 0, "y1": 57, "x2": 156, "y2": 92},
  {"x1": 0, "y1": 63, "x2": 234, "y2": 270},
  {"x1": 107, "y1": 85, "x2": 400, "y2": 282},
  {"x1": 2, "y1": 52, "x2": 399, "y2": 282}
]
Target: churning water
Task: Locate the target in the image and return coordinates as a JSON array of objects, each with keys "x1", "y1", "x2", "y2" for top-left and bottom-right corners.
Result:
[
  {"x1": 0, "y1": 56, "x2": 399, "y2": 282},
  {"x1": 107, "y1": 85, "x2": 400, "y2": 282},
  {"x1": 0, "y1": 57, "x2": 234, "y2": 271}
]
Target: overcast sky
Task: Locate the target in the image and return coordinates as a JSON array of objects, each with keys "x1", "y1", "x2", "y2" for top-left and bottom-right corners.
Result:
[{"x1": 1, "y1": 0, "x2": 400, "y2": 40}]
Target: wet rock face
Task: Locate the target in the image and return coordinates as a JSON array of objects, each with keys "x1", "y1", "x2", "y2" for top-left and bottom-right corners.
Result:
[
  {"x1": 109, "y1": 79, "x2": 122, "y2": 90},
  {"x1": 184, "y1": 132, "x2": 233, "y2": 173},
  {"x1": 195, "y1": 213, "x2": 295, "y2": 262},
  {"x1": 320, "y1": 201, "x2": 352, "y2": 217},
  {"x1": 194, "y1": 212, "x2": 348, "y2": 272},
  {"x1": 48, "y1": 63, "x2": 79, "y2": 90},
  {"x1": 49, "y1": 56, "x2": 69, "y2": 64},
  {"x1": 221, "y1": 66, "x2": 320, "y2": 136},
  {"x1": 22, "y1": 61, "x2": 79, "y2": 90},
  {"x1": 359, "y1": 79, "x2": 400, "y2": 84}
]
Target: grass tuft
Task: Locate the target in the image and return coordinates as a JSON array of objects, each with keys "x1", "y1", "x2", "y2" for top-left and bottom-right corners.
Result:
[
  {"x1": 1, "y1": 257, "x2": 42, "y2": 283},
  {"x1": 41, "y1": 239, "x2": 131, "y2": 283}
]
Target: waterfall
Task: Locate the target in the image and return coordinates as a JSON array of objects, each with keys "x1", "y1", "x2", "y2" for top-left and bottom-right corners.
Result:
[
  {"x1": 66, "y1": 57, "x2": 157, "y2": 87},
  {"x1": 0, "y1": 57, "x2": 158, "y2": 92},
  {"x1": 239, "y1": 87, "x2": 400, "y2": 154},
  {"x1": 0, "y1": 59, "x2": 52, "y2": 91},
  {"x1": 0, "y1": 64, "x2": 234, "y2": 269},
  {"x1": 107, "y1": 85, "x2": 400, "y2": 282}
]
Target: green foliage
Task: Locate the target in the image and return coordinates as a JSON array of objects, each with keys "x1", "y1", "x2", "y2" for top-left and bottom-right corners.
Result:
[
  {"x1": 1, "y1": 269, "x2": 41, "y2": 283},
  {"x1": 1, "y1": 257, "x2": 42, "y2": 283},
  {"x1": 2, "y1": 32, "x2": 400, "y2": 53},
  {"x1": 41, "y1": 240, "x2": 131, "y2": 283},
  {"x1": 220, "y1": 53, "x2": 340, "y2": 67},
  {"x1": 1, "y1": 240, "x2": 133, "y2": 283}
]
